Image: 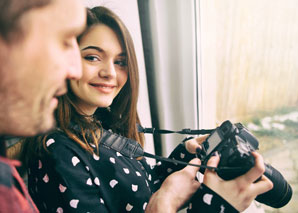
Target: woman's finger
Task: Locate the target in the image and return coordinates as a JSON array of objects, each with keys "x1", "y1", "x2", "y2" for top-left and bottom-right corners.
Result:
[{"x1": 185, "y1": 135, "x2": 208, "y2": 154}]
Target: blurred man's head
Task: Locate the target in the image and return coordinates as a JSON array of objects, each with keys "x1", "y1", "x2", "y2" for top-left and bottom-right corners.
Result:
[{"x1": 0, "y1": 0, "x2": 86, "y2": 136}]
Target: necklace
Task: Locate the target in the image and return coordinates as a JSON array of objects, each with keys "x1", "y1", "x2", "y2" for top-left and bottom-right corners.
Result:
[{"x1": 83, "y1": 114, "x2": 95, "y2": 122}]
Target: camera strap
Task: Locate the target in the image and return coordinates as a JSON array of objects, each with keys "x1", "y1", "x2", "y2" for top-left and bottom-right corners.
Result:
[
  {"x1": 99, "y1": 128, "x2": 219, "y2": 171},
  {"x1": 137, "y1": 124, "x2": 214, "y2": 135},
  {"x1": 70, "y1": 123, "x2": 235, "y2": 171}
]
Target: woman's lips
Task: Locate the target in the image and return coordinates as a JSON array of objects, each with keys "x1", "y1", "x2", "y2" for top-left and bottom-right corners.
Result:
[{"x1": 90, "y1": 83, "x2": 116, "y2": 94}]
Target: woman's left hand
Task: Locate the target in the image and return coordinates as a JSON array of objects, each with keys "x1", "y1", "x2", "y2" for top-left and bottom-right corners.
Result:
[{"x1": 184, "y1": 135, "x2": 209, "y2": 154}]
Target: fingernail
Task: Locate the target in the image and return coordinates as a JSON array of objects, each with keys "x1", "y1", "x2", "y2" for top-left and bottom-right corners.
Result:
[
  {"x1": 211, "y1": 151, "x2": 218, "y2": 157},
  {"x1": 196, "y1": 147, "x2": 202, "y2": 155}
]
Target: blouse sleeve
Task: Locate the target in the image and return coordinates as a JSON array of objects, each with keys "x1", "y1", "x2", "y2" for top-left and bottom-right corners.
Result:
[
  {"x1": 28, "y1": 134, "x2": 109, "y2": 213},
  {"x1": 187, "y1": 183, "x2": 239, "y2": 213},
  {"x1": 149, "y1": 142, "x2": 197, "y2": 189}
]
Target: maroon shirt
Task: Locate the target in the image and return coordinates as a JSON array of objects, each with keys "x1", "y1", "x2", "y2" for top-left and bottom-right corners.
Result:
[{"x1": 0, "y1": 156, "x2": 38, "y2": 213}]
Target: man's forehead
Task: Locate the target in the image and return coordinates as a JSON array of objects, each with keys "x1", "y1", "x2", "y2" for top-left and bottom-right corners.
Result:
[{"x1": 25, "y1": 0, "x2": 86, "y2": 36}]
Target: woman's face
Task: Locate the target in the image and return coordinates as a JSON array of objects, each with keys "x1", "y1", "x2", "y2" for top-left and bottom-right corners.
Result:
[{"x1": 70, "y1": 24, "x2": 128, "y2": 115}]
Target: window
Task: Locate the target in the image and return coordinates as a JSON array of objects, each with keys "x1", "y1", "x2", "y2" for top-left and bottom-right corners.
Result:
[{"x1": 199, "y1": 1, "x2": 298, "y2": 212}]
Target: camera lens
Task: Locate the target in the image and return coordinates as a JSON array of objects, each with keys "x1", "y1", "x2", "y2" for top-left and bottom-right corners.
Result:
[{"x1": 256, "y1": 164, "x2": 292, "y2": 208}]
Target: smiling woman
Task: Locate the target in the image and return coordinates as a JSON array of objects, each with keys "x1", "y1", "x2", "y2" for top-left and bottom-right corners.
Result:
[{"x1": 71, "y1": 24, "x2": 128, "y2": 115}]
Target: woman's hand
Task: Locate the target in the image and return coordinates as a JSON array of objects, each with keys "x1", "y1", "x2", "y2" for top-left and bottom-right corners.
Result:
[
  {"x1": 145, "y1": 158, "x2": 201, "y2": 213},
  {"x1": 203, "y1": 152, "x2": 273, "y2": 211},
  {"x1": 184, "y1": 135, "x2": 209, "y2": 154}
]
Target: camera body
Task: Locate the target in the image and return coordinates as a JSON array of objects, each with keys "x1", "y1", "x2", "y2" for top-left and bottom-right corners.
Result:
[
  {"x1": 198, "y1": 120, "x2": 258, "y2": 180},
  {"x1": 197, "y1": 120, "x2": 292, "y2": 208}
]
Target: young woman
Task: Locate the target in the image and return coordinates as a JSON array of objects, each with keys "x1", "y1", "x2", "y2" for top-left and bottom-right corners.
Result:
[{"x1": 21, "y1": 6, "x2": 272, "y2": 213}]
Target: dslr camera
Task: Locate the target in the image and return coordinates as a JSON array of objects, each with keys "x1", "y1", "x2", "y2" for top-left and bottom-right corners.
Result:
[{"x1": 198, "y1": 120, "x2": 292, "y2": 208}]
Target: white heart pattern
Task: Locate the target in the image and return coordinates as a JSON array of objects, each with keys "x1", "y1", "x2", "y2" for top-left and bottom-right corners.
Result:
[
  {"x1": 72, "y1": 156, "x2": 80, "y2": 166},
  {"x1": 59, "y1": 184, "x2": 67, "y2": 193},
  {"x1": 123, "y1": 168, "x2": 130, "y2": 174},
  {"x1": 43, "y1": 174, "x2": 49, "y2": 183},
  {"x1": 38, "y1": 160, "x2": 42, "y2": 169},
  {"x1": 94, "y1": 177, "x2": 100, "y2": 186},
  {"x1": 136, "y1": 171, "x2": 141, "y2": 176},
  {"x1": 132, "y1": 184, "x2": 138, "y2": 192},
  {"x1": 126, "y1": 203, "x2": 133, "y2": 211},
  {"x1": 116, "y1": 152, "x2": 122, "y2": 157},
  {"x1": 70, "y1": 199, "x2": 79, "y2": 208},
  {"x1": 86, "y1": 178, "x2": 92, "y2": 185},
  {"x1": 143, "y1": 202, "x2": 148, "y2": 210},
  {"x1": 46, "y1": 138, "x2": 55, "y2": 147},
  {"x1": 109, "y1": 179, "x2": 118, "y2": 188},
  {"x1": 100, "y1": 198, "x2": 104, "y2": 204},
  {"x1": 180, "y1": 153, "x2": 185, "y2": 159},
  {"x1": 154, "y1": 180, "x2": 160, "y2": 184},
  {"x1": 203, "y1": 193, "x2": 213, "y2": 205},
  {"x1": 110, "y1": 157, "x2": 115, "y2": 164},
  {"x1": 93, "y1": 153, "x2": 100, "y2": 161}
]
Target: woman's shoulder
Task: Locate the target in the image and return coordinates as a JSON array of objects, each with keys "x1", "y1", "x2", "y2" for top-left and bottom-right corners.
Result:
[
  {"x1": 44, "y1": 130, "x2": 69, "y2": 144},
  {"x1": 43, "y1": 129, "x2": 78, "y2": 152}
]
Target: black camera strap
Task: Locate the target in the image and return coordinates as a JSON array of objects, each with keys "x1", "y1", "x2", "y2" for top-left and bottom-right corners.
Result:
[
  {"x1": 137, "y1": 124, "x2": 214, "y2": 135},
  {"x1": 70, "y1": 123, "x2": 236, "y2": 172},
  {"x1": 99, "y1": 128, "x2": 222, "y2": 171}
]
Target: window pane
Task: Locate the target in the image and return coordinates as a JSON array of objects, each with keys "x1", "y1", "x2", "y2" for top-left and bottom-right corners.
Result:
[{"x1": 200, "y1": 1, "x2": 298, "y2": 212}]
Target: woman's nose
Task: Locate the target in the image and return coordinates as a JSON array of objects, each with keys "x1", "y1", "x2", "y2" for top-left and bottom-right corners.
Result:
[{"x1": 99, "y1": 61, "x2": 116, "y2": 78}]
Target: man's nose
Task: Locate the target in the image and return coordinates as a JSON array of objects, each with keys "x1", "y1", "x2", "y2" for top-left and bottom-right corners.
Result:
[{"x1": 67, "y1": 40, "x2": 83, "y2": 80}]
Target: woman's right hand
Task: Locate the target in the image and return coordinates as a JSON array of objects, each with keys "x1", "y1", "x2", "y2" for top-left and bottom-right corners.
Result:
[
  {"x1": 145, "y1": 158, "x2": 201, "y2": 213},
  {"x1": 203, "y1": 152, "x2": 273, "y2": 211}
]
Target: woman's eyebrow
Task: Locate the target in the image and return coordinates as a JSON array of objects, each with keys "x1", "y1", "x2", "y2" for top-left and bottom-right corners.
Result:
[
  {"x1": 81, "y1": 45, "x2": 126, "y2": 57},
  {"x1": 118, "y1": 52, "x2": 126, "y2": 57},
  {"x1": 81, "y1": 46, "x2": 103, "y2": 52}
]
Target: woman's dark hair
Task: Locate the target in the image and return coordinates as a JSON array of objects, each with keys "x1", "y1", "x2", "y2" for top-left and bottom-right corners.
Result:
[
  {"x1": 0, "y1": 0, "x2": 51, "y2": 43},
  {"x1": 20, "y1": 6, "x2": 144, "y2": 165}
]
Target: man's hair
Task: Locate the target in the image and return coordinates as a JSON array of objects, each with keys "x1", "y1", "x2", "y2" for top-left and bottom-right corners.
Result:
[{"x1": 0, "y1": 0, "x2": 51, "y2": 42}]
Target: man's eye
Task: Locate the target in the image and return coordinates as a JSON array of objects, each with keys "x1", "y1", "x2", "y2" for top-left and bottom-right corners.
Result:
[
  {"x1": 63, "y1": 38, "x2": 75, "y2": 49},
  {"x1": 64, "y1": 41, "x2": 72, "y2": 49},
  {"x1": 84, "y1": 55, "x2": 100, "y2": 62}
]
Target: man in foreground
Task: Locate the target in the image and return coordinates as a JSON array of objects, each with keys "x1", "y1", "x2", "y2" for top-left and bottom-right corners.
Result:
[{"x1": 0, "y1": 0, "x2": 86, "y2": 211}]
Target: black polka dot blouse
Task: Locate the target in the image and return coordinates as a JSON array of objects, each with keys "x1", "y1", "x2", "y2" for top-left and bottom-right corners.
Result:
[{"x1": 27, "y1": 129, "x2": 236, "y2": 213}]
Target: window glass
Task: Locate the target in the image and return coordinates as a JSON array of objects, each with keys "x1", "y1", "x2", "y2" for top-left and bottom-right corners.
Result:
[{"x1": 200, "y1": 1, "x2": 298, "y2": 212}]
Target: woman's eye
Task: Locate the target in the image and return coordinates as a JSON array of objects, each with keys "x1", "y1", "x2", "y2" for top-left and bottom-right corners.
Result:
[
  {"x1": 84, "y1": 55, "x2": 100, "y2": 62},
  {"x1": 115, "y1": 60, "x2": 127, "y2": 67}
]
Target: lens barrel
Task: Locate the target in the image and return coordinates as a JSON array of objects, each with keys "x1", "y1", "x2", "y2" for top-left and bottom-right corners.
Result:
[{"x1": 256, "y1": 164, "x2": 292, "y2": 208}]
